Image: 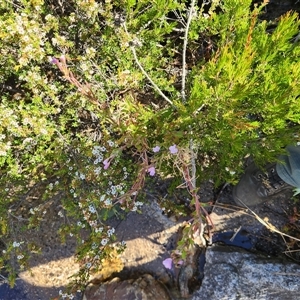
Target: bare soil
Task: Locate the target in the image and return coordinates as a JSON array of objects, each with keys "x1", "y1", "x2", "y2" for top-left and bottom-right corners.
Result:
[{"x1": 1, "y1": 177, "x2": 300, "y2": 300}]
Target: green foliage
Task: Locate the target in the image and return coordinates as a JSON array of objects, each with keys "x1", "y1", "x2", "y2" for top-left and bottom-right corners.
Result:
[{"x1": 0, "y1": 0, "x2": 300, "y2": 297}]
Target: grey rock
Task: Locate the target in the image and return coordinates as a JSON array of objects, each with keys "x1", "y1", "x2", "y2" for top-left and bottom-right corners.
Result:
[
  {"x1": 192, "y1": 245, "x2": 300, "y2": 300},
  {"x1": 83, "y1": 274, "x2": 171, "y2": 300}
]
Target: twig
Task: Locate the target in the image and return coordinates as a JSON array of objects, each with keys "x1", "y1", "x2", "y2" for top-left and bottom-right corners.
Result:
[
  {"x1": 181, "y1": 0, "x2": 196, "y2": 103},
  {"x1": 6, "y1": 0, "x2": 22, "y2": 9},
  {"x1": 211, "y1": 182, "x2": 229, "y2": 213},
  {"x1": 181, "y1": 1, "x2": 205, "y2": 245},
  {"x1": 130, "y1": 46, "x2": 174, "y2": 106},
  {"x1": 230, "y1": 226, "x2": 242, "y2": 242},
  {"x1": 122, "y1": 24, "x2": 174, "y2": 107},
  {"x1": 284, "y1": 249, "x2": 300, "y2": 254},
  {"x1": 189, "y1": 136, "x2": 197, "y2": 189},
  {"x1": 181, "y1": 0, "x2": 197, "y2": 197},
  {"x1": 0, "y1": 274, "x2": 8, "y2": 283},
  {"x1": 238, "y1": 198, "x2": 300, "y2": 243}
]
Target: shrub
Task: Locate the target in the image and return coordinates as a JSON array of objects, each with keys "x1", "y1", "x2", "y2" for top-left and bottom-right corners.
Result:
[{"x1": 0, "y1": 0, "x2": 300, "y2": 297}]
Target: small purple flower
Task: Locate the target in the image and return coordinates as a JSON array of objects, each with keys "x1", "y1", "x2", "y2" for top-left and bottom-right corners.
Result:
[
  {"x1": 147, "y1": 166, "x2": 155, "y2": 176},
  {"x1": 103, "y1": 158, "x2": 110, "y2": 170},
  {"x1": 152, "y1": 146, "x2": 160, "y2": 153},
  {"x1": 162, "y1": 258, "x2": 173, "y2": 270},
  {"x1": 49, "y1": 57, "x2": 58, "y2": 64},
  {"x1": 169, "y1": 144, "x2": 178, "y2": 154}
]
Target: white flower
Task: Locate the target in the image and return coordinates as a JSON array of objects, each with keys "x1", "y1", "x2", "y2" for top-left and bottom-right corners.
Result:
[
  {"x1": 0, "y1": 150, "x2": 7, "y2": 156},
  {"x1": 101, "y1": 238, "x2": 108, "y2": 246},
  {"x1": 13, "y1": 242, "x2": 20, "y2": 248},
  {"x1": 108, "y1": 140, "x2": 115, "y2": 147},
  {"x1": 107, "y1": 228, "x2": 115, "y2": 237},
  {"x1": 40, "y1": 128, "x2": 48, "y2": 135},
  {"x1": 95, "y1": 227, "x2": 103, "y2": 233},
  {"x1": 89, "y1": 220, "x2": 97, "y2": 227},
  {"x1": 225, "y1": 167, "x2": 236, "y2": 175},
  {"x1": 104, "y1": 199, "x2": 112, "y2": 206},
  {"x1": 88, "y1": 205, "x2": 96, "y2": 213},
  {"x1": 81, "y1": 62, "x2": 88, "y2": 71},
  {"x1": 92, "y1": 146, "x2": 101, "y2": 154},
  {"x1": 94, "y1": 167, "x2": 102, "y2": 175},
  {"x1": 86, "y1": 47, "x2": 96, "y2": 57},
  {"x1": 22, "y1": 137, "x2": 33, "y2": 145}
]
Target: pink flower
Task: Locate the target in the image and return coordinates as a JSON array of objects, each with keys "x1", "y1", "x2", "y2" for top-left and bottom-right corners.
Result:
[
  {"x1": 162, "y1": 258, "x2": 173, "y2": 270},
  {"x1": 49, "y1": 57, "x2": 58, "y2": 64},
  {"x1": 147, "y1": 166, "x2": 155, "y2": 176},
  {"x1": 176, "y1": 260, "x2": 184, "y2": 266},
  {"x1": 152, "y1": 146, "x2": 160, "y2": 153},
  {"x1": 59, "y1": 55, "x2": 66, "y2": 64},
  {"x1": 169, "y1": 144, "x2": 178, "y2": 154},
  {"x1": 103, "y1": 158, "x2": 110, "y2": 170}
]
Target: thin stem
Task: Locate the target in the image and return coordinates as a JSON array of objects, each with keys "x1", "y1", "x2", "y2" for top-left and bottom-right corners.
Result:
[
  {"x1": 189, "y1": 136, "x2": 197, "y2": 189},
  {"x1": 181, "y1": 0, "x2": 196, "y2": 103},
  {"x1": 122, "y1": 24, "x2": 174, "y2": 107},
  {"x1": 182, "y1": 2, "x2": 206, "y2": 247},
  {"x1": 182, "y1": 1, "x2": 197, "y2": 193},
  {"x1": 130, "y1": 46, "x2": 174, "y2": 106}
]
